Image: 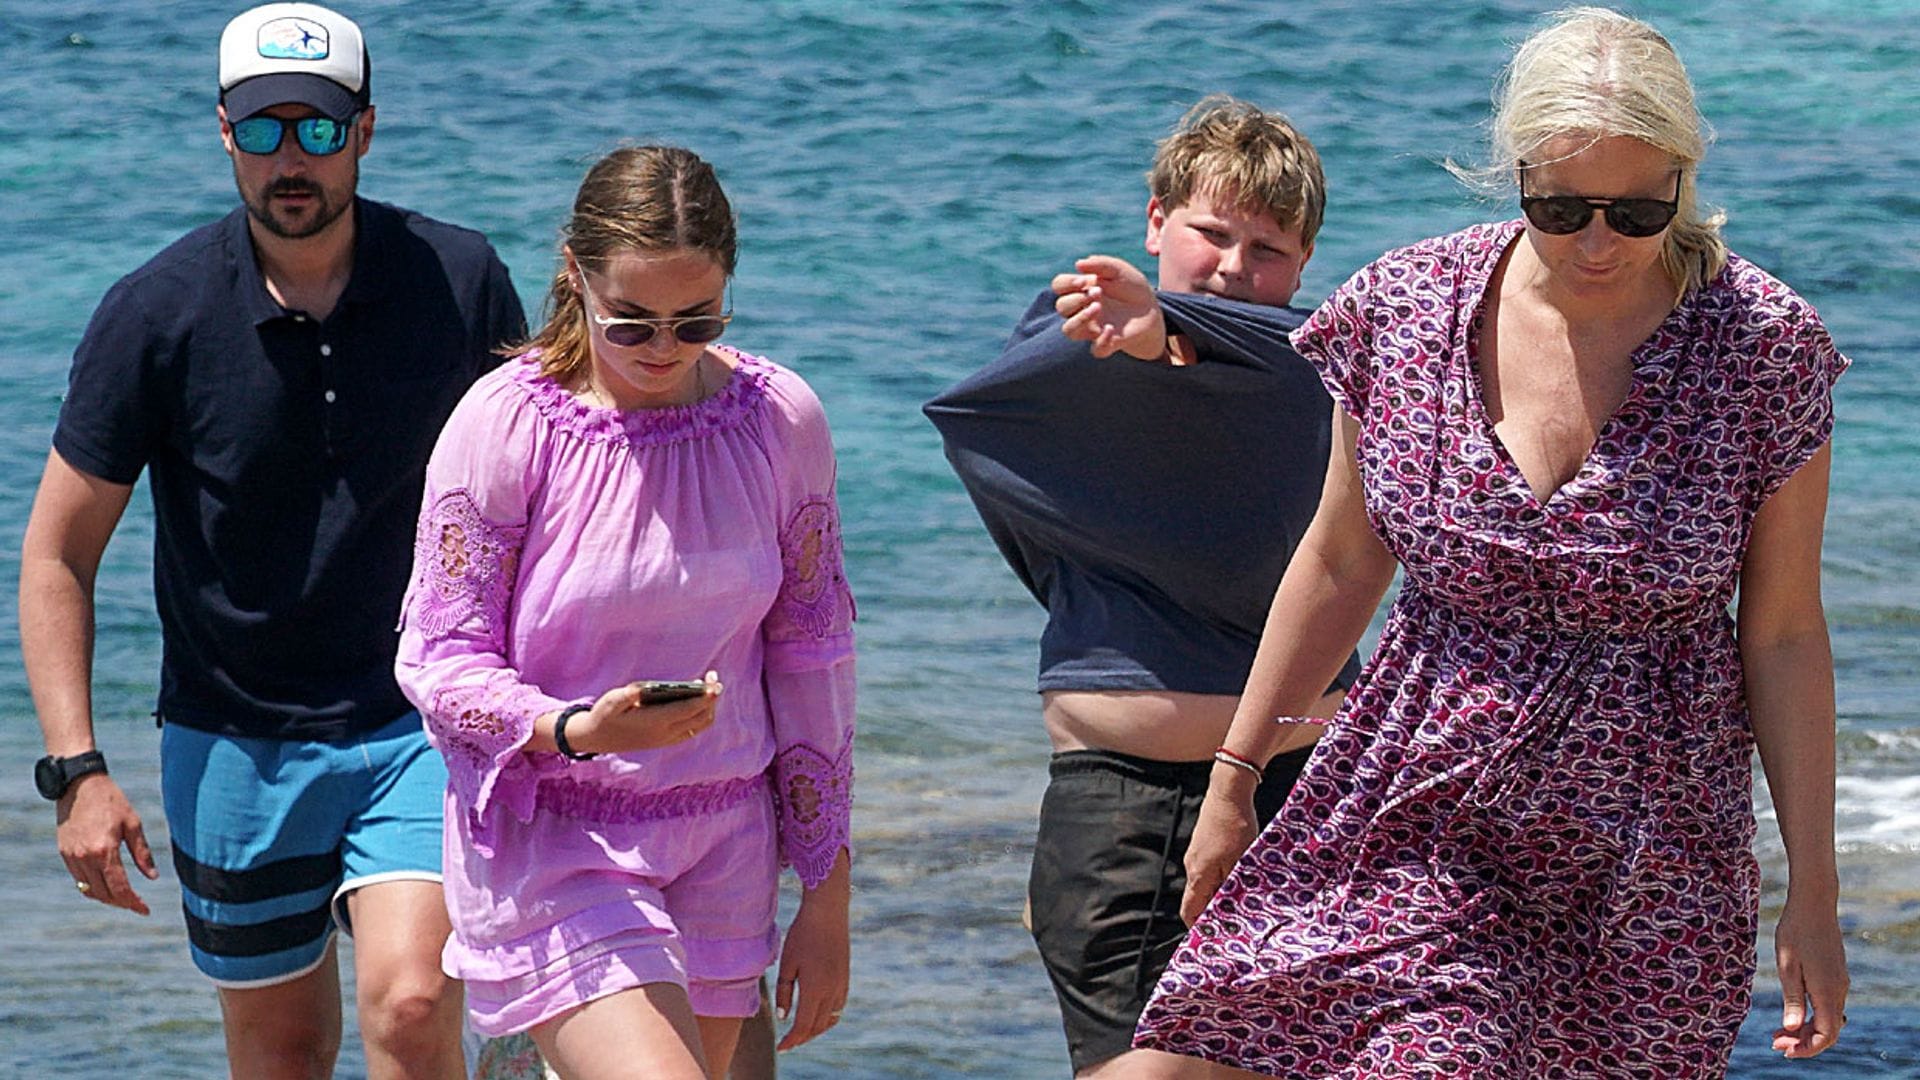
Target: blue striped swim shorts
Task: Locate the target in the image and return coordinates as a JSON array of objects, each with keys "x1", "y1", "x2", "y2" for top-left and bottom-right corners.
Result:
[{"x1": 159, "y1": 711, "x2": 446, "y2": 987}]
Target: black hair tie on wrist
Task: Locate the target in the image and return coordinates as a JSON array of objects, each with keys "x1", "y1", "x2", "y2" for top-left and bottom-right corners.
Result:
[{"x1": 554, "y1": 704, "x2": 598, "y2": 760}]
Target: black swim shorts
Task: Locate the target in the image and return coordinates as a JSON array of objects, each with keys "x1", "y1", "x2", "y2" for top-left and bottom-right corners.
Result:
[{"x1": 1026, "y1": 745, "x2": 1313, "y2": 1073}]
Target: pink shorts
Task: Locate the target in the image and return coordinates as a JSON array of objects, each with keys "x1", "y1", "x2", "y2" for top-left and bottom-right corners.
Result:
[{"x1": 444, "y1": 775, "x2": 779, "y2": 1036}]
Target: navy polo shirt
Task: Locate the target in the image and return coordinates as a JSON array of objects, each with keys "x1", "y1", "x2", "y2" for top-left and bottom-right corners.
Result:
[{"x1": 54, "y1": 198, "x2": 526, "y2": 740}]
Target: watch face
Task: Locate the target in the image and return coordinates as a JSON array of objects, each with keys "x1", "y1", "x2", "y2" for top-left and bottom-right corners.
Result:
[
  {"x1": 34, "y1": 756, "x2": 64, "y2": 800},
  {"x1": 33, "y1": 753, "x2": 104, "y2": 800}
]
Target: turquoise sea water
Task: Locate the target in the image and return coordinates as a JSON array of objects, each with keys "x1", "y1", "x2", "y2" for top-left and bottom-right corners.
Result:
[{"x1": 2, "y1": 2, "x2": 1916, "y2": 1076}]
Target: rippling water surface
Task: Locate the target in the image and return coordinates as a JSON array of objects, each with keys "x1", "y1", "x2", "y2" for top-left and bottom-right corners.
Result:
[{"x1": 1, "y1": 2, "x2": 1916, "y2": 1076}]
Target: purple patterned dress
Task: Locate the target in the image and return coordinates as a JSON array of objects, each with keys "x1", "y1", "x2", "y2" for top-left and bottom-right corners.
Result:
[{"x1": 1133, "y1": 221, "x2": 1846, "y2": 1077}]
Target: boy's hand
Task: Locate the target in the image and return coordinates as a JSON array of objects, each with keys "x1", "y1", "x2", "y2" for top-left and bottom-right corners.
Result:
[{"x1": 1051, "y1": 255, "x2": 1170, "y2": 360}]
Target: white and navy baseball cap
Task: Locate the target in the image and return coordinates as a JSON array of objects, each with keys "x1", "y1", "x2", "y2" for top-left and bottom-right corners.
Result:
[{"x1": 219, "y1": 3, "x2": 370, "y2": 122}]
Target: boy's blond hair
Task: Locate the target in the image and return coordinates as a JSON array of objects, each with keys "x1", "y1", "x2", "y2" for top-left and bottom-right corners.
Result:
[{"x1": 1146, "y1": 95, "x2": 1327, "y2": 245}]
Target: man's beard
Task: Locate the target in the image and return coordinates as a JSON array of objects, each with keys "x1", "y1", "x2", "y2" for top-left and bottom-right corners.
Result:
[{"x1": 243, "y1": 173, "x2": 353, "y2": 240}]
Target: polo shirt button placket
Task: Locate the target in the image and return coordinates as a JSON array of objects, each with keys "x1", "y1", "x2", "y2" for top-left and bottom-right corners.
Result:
[
  {"x1": 318, "y1": 341, "x2": 341, "y2": 454},
  {"x1": 320, "y1": 342, "x2": 337, "y2": 405}
]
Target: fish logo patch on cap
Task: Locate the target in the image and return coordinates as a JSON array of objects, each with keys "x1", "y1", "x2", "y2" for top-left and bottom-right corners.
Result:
[{"x1": 256, "y1": 17, "x2": 329, "y2": 61}]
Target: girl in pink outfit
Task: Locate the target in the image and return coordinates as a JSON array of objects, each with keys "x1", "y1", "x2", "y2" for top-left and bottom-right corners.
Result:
[{"x1": 396, "y1": 146, "x2": 854, "y2": 1079}]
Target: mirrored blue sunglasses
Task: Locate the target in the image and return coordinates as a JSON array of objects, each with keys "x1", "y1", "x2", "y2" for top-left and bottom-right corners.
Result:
[{"x1": 231, "y1": 114, "x2": 356, "y2": 157}]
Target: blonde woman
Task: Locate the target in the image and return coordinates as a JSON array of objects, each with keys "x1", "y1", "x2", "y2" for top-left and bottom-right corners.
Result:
[{"x1": 1118, "y1": 8, "x2": 1848, "y2": 1077}]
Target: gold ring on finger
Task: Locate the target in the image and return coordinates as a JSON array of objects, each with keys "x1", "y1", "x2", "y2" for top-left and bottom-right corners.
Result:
[{"x1": 75, "y1": 881, "x2": 90, "y2": 893}]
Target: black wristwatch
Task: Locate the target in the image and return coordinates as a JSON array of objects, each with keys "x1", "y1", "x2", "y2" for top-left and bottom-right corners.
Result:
[{"x1": 34, "y1": 750, "x2": 109, "y2": 801}]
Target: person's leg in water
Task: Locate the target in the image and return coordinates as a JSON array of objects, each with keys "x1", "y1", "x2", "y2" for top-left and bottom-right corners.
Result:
[{"x1": 727, "y1": 975, "x2": 777, "y2": 1079}]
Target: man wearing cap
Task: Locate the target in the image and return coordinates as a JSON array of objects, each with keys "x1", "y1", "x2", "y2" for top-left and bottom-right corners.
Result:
[{"x1": 19, "y1": 4, "x2": 524, "y2": 1076}]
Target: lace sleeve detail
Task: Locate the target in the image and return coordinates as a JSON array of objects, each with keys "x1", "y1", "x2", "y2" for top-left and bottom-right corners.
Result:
[
  {"x1": 772, "y1": 733, "x2": 854, "y2": 889},
  {"x1": 409, "y1": 488, "x2": 525, "y2": 646},
  {"x1": 426, "y1": 672, "x2": 572, "y2": 854},
  {"x1": 765, "y1": 496, "x2": 855, "y2": 653},
  {"x1": 758, "y1": 400, "x2": 856, "y2": 886}
]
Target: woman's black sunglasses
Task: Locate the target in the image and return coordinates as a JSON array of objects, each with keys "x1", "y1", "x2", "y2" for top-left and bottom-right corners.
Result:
[{"x1": 1519, "y1": 165, "x2": 1683, "y2": 238}]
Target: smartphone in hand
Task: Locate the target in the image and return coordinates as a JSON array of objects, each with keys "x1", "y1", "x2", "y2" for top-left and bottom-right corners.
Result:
[{"x1": 636, "y1": 679, "x2": 711, "y2": 705}]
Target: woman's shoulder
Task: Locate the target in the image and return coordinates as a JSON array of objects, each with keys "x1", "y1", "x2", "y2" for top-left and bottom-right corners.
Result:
[
  {"x1": 1395, "y1": 219, "x2": 1517, "y2": 261},
  {"x1": 721, "y1": 347, "x2": 842, "y2": 473},
  {"x1": 445, "y1": 356, "x2": 548, "y2": 429},
  {"x1": 1696, "y1": 251, "x2": 1824, "y2": 329},
  {"x1": 425, "y1": 357, "x2": 556, "y2": 491},
  {"x1": 1341, "y1": 220, "x2": 1519, "y2": 296},
  {"x1": 729, "y1": 347, "x2": 828, "y2": 429},
  {"x1": 1691, "y1": 254, "x2": 1845, "y2": 408}
]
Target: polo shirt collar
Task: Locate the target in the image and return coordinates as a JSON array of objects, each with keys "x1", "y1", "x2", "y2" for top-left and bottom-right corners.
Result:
[
  {"x1": 225, "y1": 198, "x2": 381, "y2": 325},
  {"x1": 224, "y1": 209, "x2": 285, "y2": 327},
  {"x1": 335, "y1": 199, "x2": 393, "y2": 313}
]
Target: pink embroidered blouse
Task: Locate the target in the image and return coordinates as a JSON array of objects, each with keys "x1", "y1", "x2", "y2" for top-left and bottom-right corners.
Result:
[{"x1": 395, "y1": 348, "x2": 855, "y2": 889}]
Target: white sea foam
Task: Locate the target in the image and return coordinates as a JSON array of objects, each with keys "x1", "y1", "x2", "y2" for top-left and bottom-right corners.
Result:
[
  {"x1": 1754, "y1": 771, "x2": 1920, "y2": 851},
  {"x1": 1831, "y1": 775, "x2": 1920, "y2": 851},
  {"x1": 1858, "y1": 728, "x2": 1920, "y2": 753}
]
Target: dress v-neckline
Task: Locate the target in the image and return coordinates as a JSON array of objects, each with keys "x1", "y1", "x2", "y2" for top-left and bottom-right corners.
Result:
[{"x1": 1461, "y1": 224, "x2": 1691, "y2": 511}]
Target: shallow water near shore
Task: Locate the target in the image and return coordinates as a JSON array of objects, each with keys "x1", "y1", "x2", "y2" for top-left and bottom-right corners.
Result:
[{"x1": 2, "y1": 2, "x2": 1917, "y2": 1076}]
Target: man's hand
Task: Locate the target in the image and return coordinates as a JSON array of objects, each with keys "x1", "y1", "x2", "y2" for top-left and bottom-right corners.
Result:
[
  {"x1": 1051, "y1": 255, "x2": 1170, "y2": 360},
  {"x1": 58, "y1": 773, "x2": 157, "y2": 915}
]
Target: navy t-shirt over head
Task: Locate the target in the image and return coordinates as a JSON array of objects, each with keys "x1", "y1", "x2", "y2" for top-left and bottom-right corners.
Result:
[
  {"x1": 925, "y1": 289, "x2": 1363, "y2": 697},
  {"x1": 53, "y1": 198, "x2": 527, "y2": 740}
]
